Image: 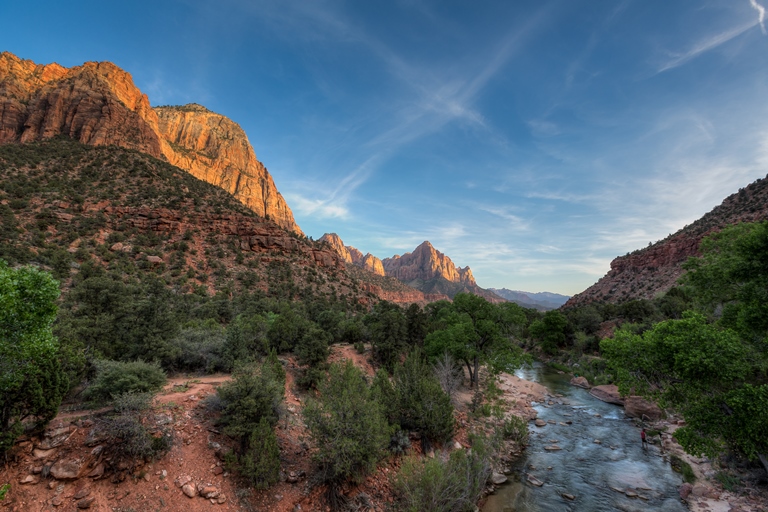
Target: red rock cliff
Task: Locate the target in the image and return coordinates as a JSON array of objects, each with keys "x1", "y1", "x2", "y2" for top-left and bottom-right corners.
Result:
[
  {"x1": 565, "y1": 175, "x2": 768, "y2": 306},
  {"x1": 0, "y1": 52, "x2": 300, "y2": 234},
  {"x1": 382, "y1": 241, "x2": 476, "y2": 285}
]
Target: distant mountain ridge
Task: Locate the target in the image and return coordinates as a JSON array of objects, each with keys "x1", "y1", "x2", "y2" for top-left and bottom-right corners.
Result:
[
  {"x1": 0, "y1": 52, "x2": 301, "y2": 233},
  {"x1": 566, "y1": 175, "x2": 768, "y2": 306},
  {"x1": 319, "y1": 234, "x2": 504, "y2": 302},
  {"x1": 487, "y1": 288, "x2": 570, "y2": 310}
]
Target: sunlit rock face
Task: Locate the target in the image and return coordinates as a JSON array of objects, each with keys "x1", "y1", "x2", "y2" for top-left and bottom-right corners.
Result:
[
  {"x1": 382, "y1": 241, "x2": 476, "y2": 285},
  {"x1": 0, "y1": 52, "x2": 301, "y2": 234}
]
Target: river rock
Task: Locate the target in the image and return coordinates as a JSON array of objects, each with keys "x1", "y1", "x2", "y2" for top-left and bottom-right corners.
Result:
[
  {"x1": 570, "y1": 376, "x2": 590, "y2": 388},
  {"x1": 624, "y1": 396, "x2": 663, "y2": 421},
  {"x1": 589, "y1": 385, "x2": 625, "y2": 405},
  {"x1": 527, "y1": 474, "x2": 544, "y2": 487},
  {"x1": 562, "y1": 493, "x2": 575, "y2": 500},
  {"x1": 678, "y1": 483, "x2": 693, "y2": 499},
  {"x1": 544, "y1": 445, "x2": 562, "y2": 451},
  {"x1": 491, "y1": 472, "x2": 508, "y2": 485},
  {"x1": 534, "y1": 419, "x2": 547, "y2": 427}
]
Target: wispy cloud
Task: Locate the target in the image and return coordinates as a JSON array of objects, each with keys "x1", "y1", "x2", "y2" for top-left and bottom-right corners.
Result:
[
  {"x1": 657, "y1": 19, "x2": 758, "y2": 73},
  {"x1": 751, "y1": 0, "x2": 767, "y2": 34}
]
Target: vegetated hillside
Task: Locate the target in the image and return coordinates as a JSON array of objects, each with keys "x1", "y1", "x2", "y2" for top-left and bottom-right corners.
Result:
[
  {"x1": 0, "y1": 138, "x2": 379, "y2": 306},
  {"x1": 488, "y1": 288, "x2": 570, "y2": 311},
  {"x1": 566, "y1": 175, "x2": 768, "y2": 307},
  {"x1": 0, "y1": 51, "x2": 300, "y2": 233}
]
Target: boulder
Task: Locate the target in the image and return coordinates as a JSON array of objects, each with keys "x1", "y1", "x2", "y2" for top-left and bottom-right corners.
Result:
[
  {"x1": 534, "y1": 419, "x2": 547, "y2": 427},
  {"x1": 679, "y1": 483, "x2": 693, "y2": 499},
  {"x1": 527, "y1": 474, "x2": 544, "y2": 487},
  {"x1": 182, "y1": 483, "x2": 197, "y2": 498},
  {"x1": 624, "y1": 396, "x2": 663, "y2": 421},
  {"x1": 589, "y1": 385, "x2": 624, "y2": 405},
  {"x1": 491, "y1": 472, "x2": 508, "y2": 485},
  {"x1": 570, "y1": 376, "x2": 590, "y2": 388},
  {"x1": 50, "y1": 459, "x2": 82, "y2": 480},
  {"x1": 76, "y1": 496, "x2": 96, "y2": 509}
]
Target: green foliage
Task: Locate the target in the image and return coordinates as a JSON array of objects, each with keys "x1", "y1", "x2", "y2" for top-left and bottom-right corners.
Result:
[
  {"x1": 365, "y1": 301, "x2": 408, "y2": 372},
  {"x1": 394, "y1": 437, "x2": 492, "y2": 512},
  {"x1": 83, "y1": 360, "x2": 167, "y2": 405},
  {"x1": 499, "y1": 414, "x2": 529, "y2": 444},
  {"x1": 529, "y1": 310, "x2": 569, "y2": 355},
  {"x1": 380, "y1": 351, "x2": 455, "y2": 443},
  {"x1": 670, "y1": 454, "x2": 696, "y2": 484},
  {"x1": 303, "y1": 361, "x2": 390, "y2": 484},
  {"x1": 166, "y1": 321, "x2": 227, "y2": 373},
  {"x1": 0, "y1": 261, "x2": 68, "y2": 456},
  {"x1": 0, "y1": 483, "x2": 9, "y2": 500},
  {"x1": 217, "y1": 359, "x2": 285, "y2": 451},
  {"x1": 231, "y1": 417, "x2": 281, "y2": 489},
  {"x1": 222, "y1": 314, "x2": 268, "y2": 368},
  {"x1": 425, "y1": 293, "x2": 527, "y2": 386},
  {"x1": 602, "y1": 312, "x2": 767, "y2": 463}
]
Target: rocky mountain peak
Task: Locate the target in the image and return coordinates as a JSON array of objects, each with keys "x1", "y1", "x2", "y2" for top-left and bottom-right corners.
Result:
[
  {"x1": 384, "y1": 241, "x2": 476, "y2": 286},
  {"x1": 0, "y1": 52, "x2": 301, "y2": 234}
]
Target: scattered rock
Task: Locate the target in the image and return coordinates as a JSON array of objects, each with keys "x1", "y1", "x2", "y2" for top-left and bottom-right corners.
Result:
[
  {"x1": 199, "y1": 484, "x2": 220, "y2": 499},
  {"x1": 74, "y1": 486, "x2": 91, "y2": 499},
  {"x1": 212, "y1": 466, "x2": 224, "y2": 476},
  {"x1": 51, "y1": 495, "x2": 63, "y2": 507},
  {"x1": 544, "y1": 445, "x2": 562, "y2": 451},
  {"x1": 534, "y1": 419, "x2": 547, "y2": 427},
  {"x1": 33, "y1": 447, "x2": 58, "y2": 459},
  {"x1": 175, "y1": 475, "x2": 192, "y2": 488},
  {"x1": 594, "y1": 439, "x2": 602, "y2": 444},
  {"x1": 76, "y1": 496, "x2": 96, "y2": 509},
  {"x1": 491, "y1": 472, "x2": 508, "y2": 485},
  {"x1": 87, "y1": 463, "x2": 105, "y2": 479},
  {"x1": 625, "y1": 490, "x2": 638, "y2": 498},
  {"x1": 50, "y1": 459, "x2": 82, "y2": 480},
  {"x1": 182, "y1": 482, "x2": 197, "y2": 498},
  {"x1": 146, "y1": 255, "x2": 164, "y2": 264},
  {"x1": 562, "y1": 493, "x2": 576, "y2": 500},
  {"x1": 19, "y1": 474, "x2": 38, "y2": 485},
  {"x1": 527, "y1": 475, "x2": 544, "y2": 487},
  {"x1": 570, "y1": 376, "x2": 590, "y2": 388}
]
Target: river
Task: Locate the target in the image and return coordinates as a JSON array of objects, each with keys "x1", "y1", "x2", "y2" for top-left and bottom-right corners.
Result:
[{"x1": 483, "y1": 364, "x2": 688, "y2": 512}]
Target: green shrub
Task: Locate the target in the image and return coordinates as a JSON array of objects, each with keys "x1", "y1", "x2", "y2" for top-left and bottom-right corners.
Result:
[
  {"x1": 394, "y1": 436, "x2": 492, "y2": 512},
  {"x1": 83, "y1": 360, "x2": 167, "y2": 405},
  {"x1": 499, "y1": 414, "x2": 529, "y2": 445},
  {"x1": 303, "y1": 361, "x2": 390, "y2": 484},
  {"x1": 230, "y1": 417, "x2": 281, "y2": 489},
  {"x1": 216, "y1": 359, "x2": 285, "y2": 451},
  {"x1": 381, "y1": 352, "x2": 455, "y2": 444},
  {"x1": 670, "y1": 454, "x2": 696, "y2": 483},
  {"x1": 167, "y1": 323, "x2": 227, "y2": 373},
  {"x1": 715, "y1": 471, "x2": 740, "y2": 492}
]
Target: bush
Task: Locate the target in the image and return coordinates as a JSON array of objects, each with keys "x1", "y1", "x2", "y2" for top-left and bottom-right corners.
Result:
[
  {"x1": 167, "y1": 322, "x2": 227, "y2": 373},
  {"x1": 394, "y1": 436, "x2": 492, "y2": 512},
  {"x1": 229, "y1": 417, "x2": 281, "y2": 489},
  {"x1": 83, "y1": 360, "x2": 167, "y2": 405},
  {"x1": 380, "y1": 351, "x2": 455, "y2": 444},
  {"x1": 499, "y1": 414, "x2": 529, "y2": 445},
  {"x1": 216, "y1": 359, "x2": 285, "y2": 451},
  {"x1": 303, "y1": 361, "x2": 390, "y2": 484}
]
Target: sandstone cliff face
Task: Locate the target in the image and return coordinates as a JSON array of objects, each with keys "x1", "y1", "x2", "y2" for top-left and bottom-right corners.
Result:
[
  {"x1": 155, "y1": 105, "x2": 298, "y2": 234},
  {"x1": 566, "y1": 175, "x2": 768, "y2": 306},
  {"x1": 0, "y1": 52, "x2": 300, "y2": 234},
  {"x1": 382, "y1": 241, "x2": 476, "y2": 285},
  {"x1": 318, "y1": 233, "x2": 386, "y2": 276}
]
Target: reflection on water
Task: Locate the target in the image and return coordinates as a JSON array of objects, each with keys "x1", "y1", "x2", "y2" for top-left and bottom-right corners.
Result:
[{"x1": 483, "y1": 364, "x2": 687, "y2": 512}]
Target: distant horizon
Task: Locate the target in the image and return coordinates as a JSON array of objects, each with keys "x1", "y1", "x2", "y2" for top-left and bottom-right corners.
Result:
[{"x1": 3, "y1": 1, "x2": 768, "y2": 295}]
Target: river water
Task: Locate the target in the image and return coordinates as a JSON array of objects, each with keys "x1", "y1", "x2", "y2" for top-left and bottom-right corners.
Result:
[{"x1": 483, "y1": 364, "x2": 688, "y2": 512}]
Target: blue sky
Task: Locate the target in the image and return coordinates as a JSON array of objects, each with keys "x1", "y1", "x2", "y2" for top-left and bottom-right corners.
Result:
[{"x1": 3, "y1": 0, "x2": 768, "y2": 295}]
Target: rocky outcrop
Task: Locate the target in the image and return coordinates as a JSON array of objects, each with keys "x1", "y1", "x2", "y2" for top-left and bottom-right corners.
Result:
[
  {"x1": 624, "y1": 396, "x2": 663, "y2": 421},
  {"x1": 589, "y1": 385, "x2": 625, "y2": 406},
  {"x1": 318, "y1": 233, "x2": 386, "y2": 276},
  {"x1": 105, "y1": 205, "x2": 337, "y2": 268},
  {"x1": 0, "y1": 52, "x2": 300, "y2": 233},
  {"x1": 566, "y1": 175, "x2": 768, "y2": 306},
  {"x1": 383, "y1": 241, "x2": 475, "y2": 285},
  {"x1": 155, "y1": 105, "x2": 298, "y2": 233}
]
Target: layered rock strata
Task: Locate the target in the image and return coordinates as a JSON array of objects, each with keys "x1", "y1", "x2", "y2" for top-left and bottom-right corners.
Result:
[{"x1": 0, "y1": 52, "x2": 300, "y2": 233}]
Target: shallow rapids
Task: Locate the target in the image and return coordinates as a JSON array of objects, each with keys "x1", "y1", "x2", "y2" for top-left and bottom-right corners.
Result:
[{"x1": 483, "y1": 364, "x2": 688, "y2": 512}]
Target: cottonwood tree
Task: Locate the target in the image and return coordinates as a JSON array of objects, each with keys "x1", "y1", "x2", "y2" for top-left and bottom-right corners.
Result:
[
  {"x1": 425, "y1": 293, "x2": 527, "y2": 387},
  {"x1": 0, "y1": 261, "x2": 68, "y2": 456}
]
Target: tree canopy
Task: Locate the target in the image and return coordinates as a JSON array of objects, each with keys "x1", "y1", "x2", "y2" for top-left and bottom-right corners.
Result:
[
  {"x1": 424, "y1": 293, "x2": 527, "y2": 386},
  {"x1": 0, "y1": 261, "x2": 68, "y2": 456},
  {"x1": 603, "y1": 222, "x2": 768, "y2": 472}
]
